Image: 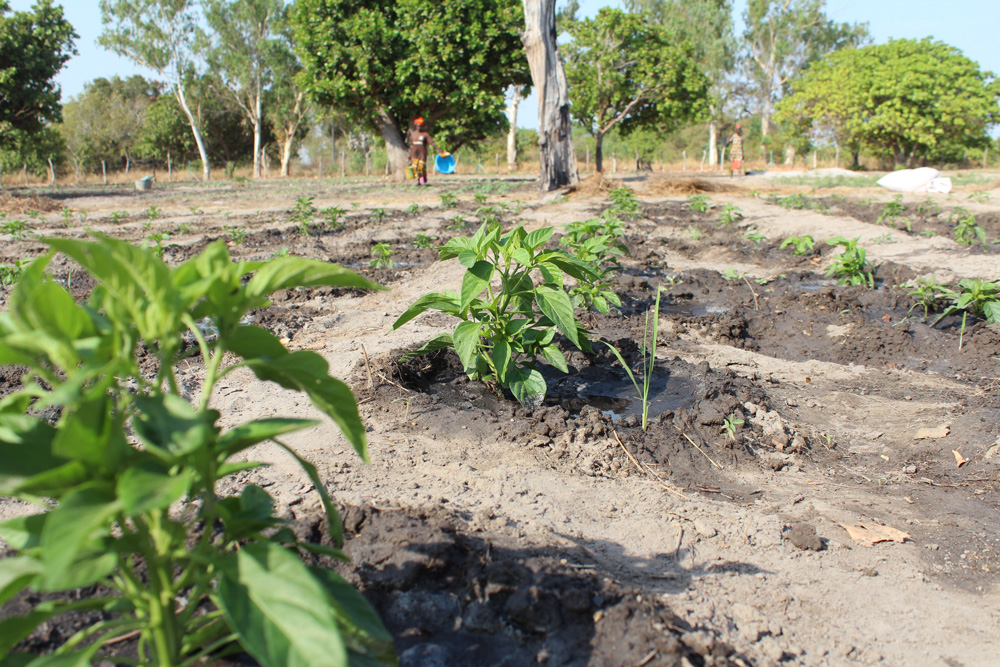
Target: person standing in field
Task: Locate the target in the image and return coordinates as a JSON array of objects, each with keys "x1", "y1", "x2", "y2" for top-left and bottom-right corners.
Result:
[
  {"x1": 728, "y1": 124, "x2": 744, "y2": 177},
  {"x1": 408, "y1": 117, "x2": 438, "y2": 186}
]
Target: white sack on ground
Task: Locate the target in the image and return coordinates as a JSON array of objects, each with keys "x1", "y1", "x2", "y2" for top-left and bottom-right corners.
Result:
[{"x1": 877, "y1": 167, "x2": 952, "y2": 193}]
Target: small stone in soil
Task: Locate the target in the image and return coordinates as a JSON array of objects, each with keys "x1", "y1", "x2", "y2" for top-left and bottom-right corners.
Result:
[{"x1": 785, "y1": 523, "x2": 824, "y2": 551}]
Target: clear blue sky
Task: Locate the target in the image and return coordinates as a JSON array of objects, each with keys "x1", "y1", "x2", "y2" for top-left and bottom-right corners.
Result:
[{"x1": 10, "y1": 0, "x2": 999, "y2": 129}]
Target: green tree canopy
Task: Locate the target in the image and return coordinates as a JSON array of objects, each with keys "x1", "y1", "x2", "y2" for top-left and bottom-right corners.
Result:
[
  {"x1": 777, "y1": 38, "x2": 1000, "y2": 166},
  {"x1": 742, "y1": 0, "x2": 867, "y2": 137},
  {"x1": 563, "y1": 8, "x2": 709, "y2": 172},
  {"x1": 0, "y1": 0, "x2": 76, "y2": 145},
  {"x1": 59, "y1": 75, "x2": 160, "y2": 169},
  {"x1": 290, "y1": 0, "x2": 530, "y2": 177}
]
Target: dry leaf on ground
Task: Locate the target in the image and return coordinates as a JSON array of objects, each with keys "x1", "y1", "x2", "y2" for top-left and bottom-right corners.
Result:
[
  {"x1": 840, "y1": 523, "x2": 911, "y2": 546},
  {"x1": 952, "y1": 450, "x2": 969, "y2": 467},
  {"x1": 913, "y1": 424, "x2": 950, "y2": 440}
]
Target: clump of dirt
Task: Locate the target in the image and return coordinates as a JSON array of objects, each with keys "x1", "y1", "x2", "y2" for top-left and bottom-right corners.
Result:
[
  {"x1": 0, "y1": 192, "x2": 62, "y2": 214},
  {"x1": 331, "y1": 504, "x2": 744, "y2": 666}
]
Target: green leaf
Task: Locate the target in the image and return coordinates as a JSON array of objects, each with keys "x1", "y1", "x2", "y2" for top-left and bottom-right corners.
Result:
[
  {"x1": 0, "y1": 414, "x2": 88, "y2": 497},
  {"x1": 457, "y1": 249, "x2": 480, "y2": 268},
  {"x1": 461, "y1": 261, "x2": 494, "y2": 311},
  {"x1": 309, "y1": 567, "x2": 397, "y2": 664},
  {"x1": 399, "y1": 333, "x2": 454, "y2": 362},
  {"x1": 524, "y1": 227, "x2": 555, "y2": 251},
  {"x1": 217, "y1": 419, "x2": 319, "y2": 460},
  {"x1": 492, "y1": 340, "x2": 512, "y2": 384},
  {"x1": 511, "y1": 247, "x2": 532, "y2": 267},
  {"x1": 243, "y1": 350, "x2": 367, "y2": 462},
  {"x1": 0, "y1": 513, "x2": 46, "y2": 551},
  {"x1": 52, "y1": 395, "x2": 126, "y2": 468},
  {"x1": 132, "y1": 394, "x2": 218, "y2": 459},
  {"x1": 216, "y1": 542, "x2": 348, "y2": 667},
  {"x1": 40, "y1": 484, "x2": 120, "y2": 589},
  {"x1": 0, "y1": 556, "x2": 42, "y2": 607},
  {"x1": 247, "y1": 258, "x2": 383, "y2": 299},
  {"x1": 391, "y1": 292, "x2": 461, "y2": 329},
  {"x1": 534, "y1": 285, "x2": 580, "y2": 347},
  {"x1": 452, "y1": 321, "x2": 483, "y2": 375},
  {"x1": 117, "y1": 461, "x2": 194, "y2": 515},
  {"x1": 984, "y1": 301, "x2": 1000, "y2": 323},
  {"x1": 507, "y1": 366, "x2": 547, "y2": 408},
  {"x1": 541, "y1": 345, "x2": 569, "y2": 373}
]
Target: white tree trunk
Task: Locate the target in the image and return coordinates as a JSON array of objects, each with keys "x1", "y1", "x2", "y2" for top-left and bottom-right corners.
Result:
[
  {"x1": 522, "y1": 0, "x2": 578, "y2": 191},
  {"x1": 708, "y1": 118, "x2": 719, "y2": 167},
  {"x1": 376, "y1": 106, "x2": 409, "y2": 181},
  {"x1": 507, "y1": 86, "x2": 522, "y2": 172},
  {"x1": 174, "y1": 82, "x2": 211, "y2": 180}
]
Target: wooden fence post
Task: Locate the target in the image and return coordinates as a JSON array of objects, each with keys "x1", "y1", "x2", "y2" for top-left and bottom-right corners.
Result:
[
  {"x1": 682, "y1": 150, "x2": 687, "y2": 172},
  {"x1": 22, "y1": 164, "x2": 27, "y2": 186},
  {"x1": 496, "y1": 153, "x2": 500, "y2": 174},
  {"x1": 585, "y1": 145, "x2": 589, "y2": 173},
  {"x1": 168, "y1": 152, "x2": 172, "y2": 182},
  {"x1": 341, "y1": 151, "x2": 346, "y2": 177},
  {"x1": 102, "y1": 161, "x2": 107, "y2": 185},
  {"x1": 47, "y1": 157, "x2": 55, "y2": 185},
  {"x1": 612, "y1": 153, "x2": 617, "y2": 174},
  {"x1": 318, "y1": 156, "x2": 322, "y2": 178}
]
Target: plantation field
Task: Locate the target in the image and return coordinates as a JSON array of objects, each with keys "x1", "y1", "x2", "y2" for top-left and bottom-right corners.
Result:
[{"x1": 1, "y1": 172, "x2": 999, "y2": 666}]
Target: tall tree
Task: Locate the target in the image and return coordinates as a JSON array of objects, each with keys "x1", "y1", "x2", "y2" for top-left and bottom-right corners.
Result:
[
  {"x1": 523, "y1": 0, "x2": 577, "y2": 190},
  {"x1": 291, "y1": 0, "x2": 530, "y2": 179},
  {"x1": 742, "y1": 0, "x2": 867, "y2": 137},
  {"x1": 202, "y1": 0, "x2": 286, "y2": 179},
  {"x1": 624, "y1": 0, "x2": 735, "y2": 166},
  {"x1": 777, "y1": 39, "x2": 1000, "y2": 167},
  {"x1": 60, "y1": 76, "x2": 159, "y2": 173},
  {"x1": 0, "y1": 0, "x2": 76, "y2": 150},
  {"x1": 99, "y1": 0, "x2": 212, "y2": 180},
  {"x1": 564, "y1": 8, "x2": 708, "y2": 173}
]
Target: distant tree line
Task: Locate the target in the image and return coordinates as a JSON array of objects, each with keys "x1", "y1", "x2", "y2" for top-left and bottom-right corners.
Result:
[{"x1": 2, "y1": 0, "x2": 999, "y2": 183}]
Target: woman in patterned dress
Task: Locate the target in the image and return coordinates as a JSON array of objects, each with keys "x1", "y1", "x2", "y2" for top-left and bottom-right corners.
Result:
[
  {"x1": 408, "y1": 117, "x2": 438, "y2": 185},
  {"x1": 728, "y1": 124, "x2": 744, "y2": 177}
]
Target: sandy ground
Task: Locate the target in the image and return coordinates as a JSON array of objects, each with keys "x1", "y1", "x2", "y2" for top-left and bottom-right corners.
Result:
[{"x1": 2, "y1": 172, "x2": 999, "y2": 666}]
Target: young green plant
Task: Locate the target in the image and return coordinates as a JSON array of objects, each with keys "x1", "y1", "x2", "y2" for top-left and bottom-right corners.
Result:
[
  {"x1": 0, "y1": 235, "x2": 393, "y2": 666},
  {"x1": 932, "y1": 278, "x2": 1000, "y2": 350},
  {"x1": 601, "y1": 286, "x2": 666, "y2": 431},
  {"x1": 370, "y1": 242, "x2": 395, "y2": 268},
  {"x1": 825, "y1": 236, "x2": 875, "y2": 287},
  {"x1": 393, "y1": 220, "x2": 598, "y2": 407}
]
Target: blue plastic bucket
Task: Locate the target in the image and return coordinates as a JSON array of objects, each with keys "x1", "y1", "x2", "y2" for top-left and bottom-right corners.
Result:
[{"x1": 434, "y1": 154, "x2": 456, "y2": 174}]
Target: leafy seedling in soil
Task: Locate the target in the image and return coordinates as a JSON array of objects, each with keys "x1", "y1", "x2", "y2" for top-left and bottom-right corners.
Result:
[
  {"x1": 717, "y1": 204, "x2": 744, "y2": 228},
  {"x1": 0, "y1": 218, "x2": 29, "y2": 241},
  {"x1": 447, "y1": 215, "x2": 471, "y2": 232},
  {"x1": 602, "y1": 285, "x2": 666, "y2": 431},
  {"x1": 173, "y1": 223, "x2": 192, "y2": 235},
  {"x1": 439, "y1": 192, "x2": 459, "y2": 209},
  {"x1": 321, "y1": 206, "x2": 346, "y2": 231},
  {"x1": 906, "y1": 277, "x2": 957, "y2": 319},
  {"x1": 825, "y1": 236, "x2": 875, "y2": 287},
  {"x1": 476, "y1": 205, "x2": 503, "y2": 225},
  {"x1": 871, "y1": 232, "x2": 896, "y2": 245},
  {"x1": 0, "y1": 235, "x2": 393, "y2": 666},
  {"x1": 61, "y1": 207, "x2": 73, "y2": 227},
  {"x1": 932, "y1": 278, "x2": 1000, "y2": 350},
  {"x1": 0, "y1": 258, "x2": 30, "y2": 286},
  {"x1": 109, "y1": 210, "x2": 128, "y2": 224},
  {"x1": 967, "y1": 190, "x2": 991, "y2": 203},
  {"x1": 951, "y1": 207, "x2": 989, "y2": 248},
  {"x1": 145, "y1": 205, "x2": 161, "y2": 221},
  {"x1": 561, "y1": 214, "x2": 628, "y2": 313},
  {"x1": 272, "y1": 246, "x2": 291, "y2": 259},
  {"x1": 292, "y1": 196, "x2": 316, "y2": 234},
  {"x1": 721, "y1": 268, "x2": 744, "y2": 282},
  {"x1": 406, "y1": 203, "x2": 421, "y2": 215},
  {"x1": 916, "y1": 198, "x2": 940, "y2": 217},
  {"x1": 780, "y1": 235, "x2": 814, "y2": 256},
  {"x1": 777, "y1": 194, "x2": 811, "y2": 210},
  {"x1": 370, "y1": 207, "x2": 388, "y2": 224},
  {"x1": 722, "y1": 413, "x2": 744, "y2": 442},
  {"x1": 744, "y1": 231, "x2": 768, "y2": 248},
  {"x1": 919, "y1": 230, "x2": 938, "y2": 238},
  {"x1": 687, "y1": 194, "x2": 711, "y2": 213},
  {"x1": 394, "y1": 220, "x2": 599, "y2": 408},
  {"x1": 414, "y1": 233, "x2": 438, "y2": 249},
  {"x1": 147, "y1": 231, "x2": 170, "y2": 256},
  {"x1": 877, "y1": 195, "x2": 907, "y2": 229},
  {"x1": 609, "y1": 186, "x2": 641, "y2": 220},
  {"x1": 473, "y1": 192, "x2": 489, "y2": 205},
  {"x1": 686, "y1": 226, "x2": 703, "y2": 241},
  {"x1": 225, "y1": 226, "x2": 249, "y2": 246},
  {"x1": 189, "y1": 206, "x2": 202, "y2": 215},
  {"x1": 370, "y1": 242, "x2": 395, "y2": 268}
]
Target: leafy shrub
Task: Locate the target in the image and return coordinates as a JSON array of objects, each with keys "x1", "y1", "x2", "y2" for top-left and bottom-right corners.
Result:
[
  {"x1": 877, "y1": 195, "x2": 906, "y2": 227},
  {"x1": 406, "y1": 203, "x2": 421, "y2": 215},
  {"x1": 744, "y1": 231, "x2": 767, "y2": 247},
  {"x1": 717, "y1": 204, "x2": 744, "y2": 228},
  {"x1": 687, "y1": 194, "x2": 711, "y2": 213},
  {"x1": 292, "y1": 196, "x2": 316, "y2": 234},
  {"x1": 608, "y1": 187, "x2": 640, "y2": 220},
  {"x1": 780, "y1": 235, "x2": 815, "y2": 255},
  {"x1": 932, "y1": 278, "x2": 1000, "y2": 349},
  {"x1": 906, "y1": 277, "x2": 957, "y2": 318},
  {"x1": 321, "y1": 206, "x2": 346, "y2": 231},
  {"x1": 414, "y1": 233, "x2": 437, "y2": 249},
  {"x1": 561, "y1": 214, "x2": 628, "y2": 313},
  {"x1": 439, "y1": 192, "x2": 458, "y2": 208},
  {"x1": 370, "y1": 207, "x2": 388, "y2": 224},
  {"x1": 0, "y1": 235, "x2": 393, "y2": 666},
  {"x1": 0, "y1": 258, "x2": 30, "y2": 286},
  {"x1": 394, "y1": 221, "x2": 598, "y2": 408},
  {"x1": 370, "y1": 242, "x2": 395, "y2": 268},
  {"x1": 950, "y1": 207, "x2": 988, "y2": 248},
  {"x1": 825, "y1": 236, "x2": 875, "y2": 287},
  {"x1": 0, "y1": 218, "x2": 28, "y2": 241}
]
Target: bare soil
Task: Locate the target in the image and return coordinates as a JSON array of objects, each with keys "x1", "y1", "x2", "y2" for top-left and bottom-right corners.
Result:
[{"x1": 1, "y1": 172, "x2": 999, "y2": 666}]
